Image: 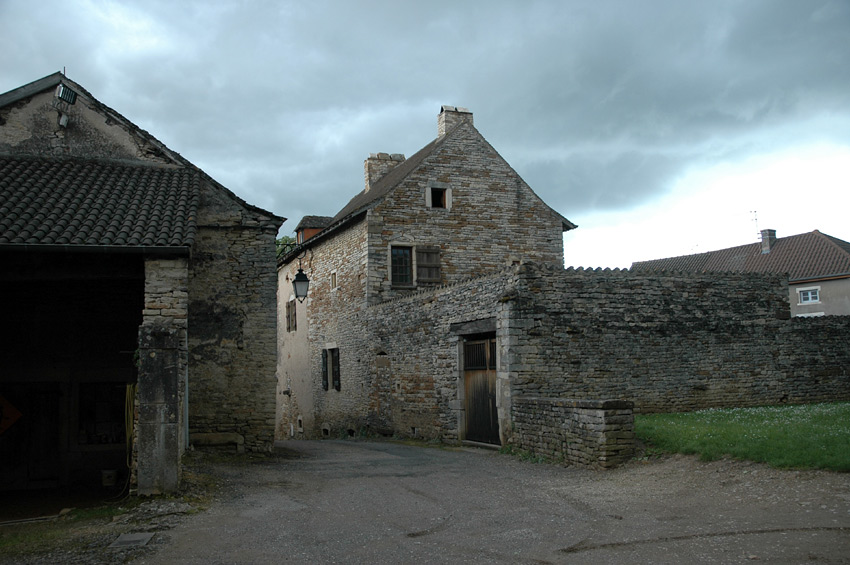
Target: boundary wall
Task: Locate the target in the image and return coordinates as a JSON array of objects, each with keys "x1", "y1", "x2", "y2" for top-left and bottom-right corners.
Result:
[{"x1": 506, "y1": 264, "x2": 850, "y2": 413}]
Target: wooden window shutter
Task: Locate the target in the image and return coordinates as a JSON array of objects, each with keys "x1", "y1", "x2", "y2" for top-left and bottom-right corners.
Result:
[
  {"x1": 321, "y1": 349, "x2": 329, "y2": 391},
  {"x1": 332, "y1": 348, "x2": 341, "y2": 391}
]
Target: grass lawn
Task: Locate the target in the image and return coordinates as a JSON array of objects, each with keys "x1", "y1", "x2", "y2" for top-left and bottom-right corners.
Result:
[{"x1": 635, "y1": 402, "x2": 850, "y2": 472}]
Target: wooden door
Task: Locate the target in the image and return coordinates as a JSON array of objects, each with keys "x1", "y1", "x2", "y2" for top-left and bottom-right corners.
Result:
[{"x1": 464, "y1": 338, "x2": 499, "y2": 444}]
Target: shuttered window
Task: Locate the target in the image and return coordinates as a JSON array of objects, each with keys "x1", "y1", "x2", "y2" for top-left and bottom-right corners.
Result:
[
  {"x1": 322, "y1": 348, "x2": 340, "y2": 391},
  {"x1": 416, "y1": 248, "x2": 441, "y2": 283},
  {"x1": 286, "y1": 299, "x2": 296, "y2": 332}
]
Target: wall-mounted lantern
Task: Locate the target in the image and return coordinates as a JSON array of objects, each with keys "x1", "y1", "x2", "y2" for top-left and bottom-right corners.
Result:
[{"x1": 292, "y1": 267, "x2": 310, "y2": 302}]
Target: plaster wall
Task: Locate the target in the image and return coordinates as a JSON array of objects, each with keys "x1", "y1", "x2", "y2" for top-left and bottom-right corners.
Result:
[{"x1": 790, "y1": 278, "x2": 850, "y2": 317}]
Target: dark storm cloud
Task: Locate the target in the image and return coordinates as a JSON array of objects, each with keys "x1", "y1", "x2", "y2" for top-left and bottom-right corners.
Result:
[{"x1": 1, "y1": 0, "x2": 848, "y2": 233}]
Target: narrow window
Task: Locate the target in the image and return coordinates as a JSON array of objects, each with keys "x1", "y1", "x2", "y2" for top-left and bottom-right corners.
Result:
[
  {"x1": 286, "y1": 299, "x2": 297, "y2": 332},
  {"x1": 330, "y1": 271, "x2": 337, "y2": 290},
  {"x1": 322, "y1": 348, "x2": 341, "y2": 391},
  {"x1": 416, "y1": 248, "x2": 441, "y2": 283},
  {"x1": 391, "y1": 246, "x2": 413, "y2": 286}
]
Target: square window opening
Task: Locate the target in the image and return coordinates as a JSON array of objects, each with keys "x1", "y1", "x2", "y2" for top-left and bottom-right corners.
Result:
[{"x1": 430, "y1": 187, "x2": 447, "y2": 208}]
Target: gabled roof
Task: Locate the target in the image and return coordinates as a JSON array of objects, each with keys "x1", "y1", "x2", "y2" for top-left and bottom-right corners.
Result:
[
  {"x1": 295, "y1": 215, "x2": 333, "y2": 231},
  {"x1": 280, "y1": 114, "x2": 575, "y2": 265},
  {"x1": 1, "y1": 73, "x2": 284, "y2": 229},
  {"x1": 0, "y1": 156, "x2": 199, "y2": 252},
  {"x1": 631, "y1": 230, "x2": 850, "y2": 282},
  {"x1": 330, "y1": 122, "x2": 576, "y2": 232}
]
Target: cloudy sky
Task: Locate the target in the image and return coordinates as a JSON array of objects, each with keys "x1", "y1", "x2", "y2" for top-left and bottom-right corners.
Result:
[{"x1": 2, "y1": 0, "x2": 848, "y2": 268}]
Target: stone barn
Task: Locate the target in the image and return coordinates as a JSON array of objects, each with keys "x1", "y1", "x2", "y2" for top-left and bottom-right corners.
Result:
[{"x1": 0, "y1": 73, "x2": 282, "y2": 494}]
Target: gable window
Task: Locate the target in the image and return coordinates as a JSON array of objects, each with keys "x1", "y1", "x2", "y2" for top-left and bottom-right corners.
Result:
[
  {"x1": 286, "y1": 298, "x2": 297, "y2": 332},
  {"x1": 417, "y1": 247, "x2": 441, "y2": 283},
  {"x1": 322, "y1": 348, "x2": 340, "y2": 391},
  {"x1": 798, "y1": 287, "x2": 820, "y2": 304},
  {"x1": 391, "y1": 246, "x2": 413, "y2": 286},
  {"x1": 431, "y1": 187, "x2": 447, "y2": 208},
  {"x1": 426, "y1": 183, "x2": 451, "y2": 209}
]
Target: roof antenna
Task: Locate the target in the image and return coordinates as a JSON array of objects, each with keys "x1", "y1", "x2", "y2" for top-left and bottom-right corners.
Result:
[{"x1": 751, "y1": 210, "x2": 759, "y2": 240}]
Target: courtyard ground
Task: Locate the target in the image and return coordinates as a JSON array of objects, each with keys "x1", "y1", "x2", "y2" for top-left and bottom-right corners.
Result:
[{"x1": 3, "y1": 439, "x2": 848, "y2": 563}]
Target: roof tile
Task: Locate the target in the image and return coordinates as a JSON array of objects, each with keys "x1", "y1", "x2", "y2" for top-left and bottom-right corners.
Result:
[
  {"x1": 632, "y1": 230, "x2": 850, "y2": 282},
  {"x1": 0, "y1": 156, "x2": 200, "y2": 249}
]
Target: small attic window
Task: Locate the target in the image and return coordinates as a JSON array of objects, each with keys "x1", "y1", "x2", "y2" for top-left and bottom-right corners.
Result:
[
  {"x1": 431, "y1": 187, "x2": 447, "y2": 208},
  {"x1": 56, "y1": 84, "x2": 77, "y2": 105},
  {"x1": 426, "y1": 183, "x2": 451, "y2": 210}
]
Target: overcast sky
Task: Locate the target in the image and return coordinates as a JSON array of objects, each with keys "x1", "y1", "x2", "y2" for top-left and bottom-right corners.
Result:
[{"x1": 2, "y1": 0, "x2": 848, "y2": 267}]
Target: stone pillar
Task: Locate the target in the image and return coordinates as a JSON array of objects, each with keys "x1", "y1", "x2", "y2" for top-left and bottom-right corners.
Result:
[
  {"x1": 136, "y1": 325, "x2": 181, "y2": 494},
  {"x1": 136, "y1": 257, "x2": 189, "y2": 495}
]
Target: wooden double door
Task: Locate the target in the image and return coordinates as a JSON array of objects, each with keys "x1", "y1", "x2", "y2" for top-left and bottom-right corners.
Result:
[{"x1": 464, "y1": 337, "x2": 499, "y2": 445}]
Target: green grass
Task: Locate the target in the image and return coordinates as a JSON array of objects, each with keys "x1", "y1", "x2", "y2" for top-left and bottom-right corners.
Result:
[{"x1": 635, "y1": 402, "x2": 850, "y2": 472}]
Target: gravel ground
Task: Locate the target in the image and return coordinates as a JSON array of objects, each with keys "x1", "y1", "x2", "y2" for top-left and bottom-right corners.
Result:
[{"x1": 3, "y1": 439, "x2": 849, "y2": 564}]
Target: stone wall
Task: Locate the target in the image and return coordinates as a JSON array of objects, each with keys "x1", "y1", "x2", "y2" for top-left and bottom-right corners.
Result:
[
  {"x1": 188, "y1": 190, "x2": 280, "y2": 452},
  {"x1": 278, "y1": 219, "x2": 370, "y2": 439},
  {"x1": 366, "y1": 118, "x2": 567, "y2": 304},
  {"x1": 505, "y1": 263, "x2": 850, "y2": 412},
  {"x1": 282, "y1": 267, "x2": 513, "y2": 440},
  {"x1": 510, "y1": 398, "x2": 635, "y2": 469}
]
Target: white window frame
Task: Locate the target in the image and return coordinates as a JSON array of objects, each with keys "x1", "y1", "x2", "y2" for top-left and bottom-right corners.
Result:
[{"x1": 797, "y1": 286, "x2": 821, "y2": 305}]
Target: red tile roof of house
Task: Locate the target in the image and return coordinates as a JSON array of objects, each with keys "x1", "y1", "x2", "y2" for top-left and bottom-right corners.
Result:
[
  {"x1": 0, "y1": 156, "x2": 200, "y2": 250},
  {"x1": 631, "y1": 230, "x2": 850, "y2": 282}
]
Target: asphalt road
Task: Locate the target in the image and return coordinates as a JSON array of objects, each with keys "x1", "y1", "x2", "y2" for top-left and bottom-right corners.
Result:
[{"x1": 138, "y1": 439, "x2": 850, "y2": 564}]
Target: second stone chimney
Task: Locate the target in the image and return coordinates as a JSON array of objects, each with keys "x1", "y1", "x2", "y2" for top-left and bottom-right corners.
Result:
[
  {"x1": 364, "y1": 152, "x2": 405, "y2": 192},
  {"x1": 438, "y1": 105, "x2": 473, "y2": 136},
  {"x1": 760, "y1": 229, "x2": 777, "y2": 254}
]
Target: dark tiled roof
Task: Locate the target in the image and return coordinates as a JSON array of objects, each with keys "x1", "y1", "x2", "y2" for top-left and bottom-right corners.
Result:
[
  {"x1": 0, "y1": 156, "x2": 200, "y2": 249},
  {"x1": 295, "y1": 215, "x2": 333, "y2": 231},
  {"x1": 631, "y1": 230, "x2": 850, "y2": 282}
]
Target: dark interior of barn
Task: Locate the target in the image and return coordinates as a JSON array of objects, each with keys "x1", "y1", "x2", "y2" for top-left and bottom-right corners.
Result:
[{"x1": 0, "y1": 252, "x2": 143, "y2": 519}]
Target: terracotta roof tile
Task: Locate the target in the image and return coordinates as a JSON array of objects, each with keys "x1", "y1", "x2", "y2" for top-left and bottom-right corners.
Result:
[
  {"x1": 631, "y1": 230, "x2": 850, "y2": 282},
  {"x1": 0, "y1": 156, "x2": 200, "y2": 249}
]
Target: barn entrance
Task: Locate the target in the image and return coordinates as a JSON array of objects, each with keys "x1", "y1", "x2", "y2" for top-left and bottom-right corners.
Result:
[
  {"x1": 463, "y1": 335, "x2": 499, "y2": 445},
  {"x1": 0, "y1": 252, "x2": 143, "y2": 494}
]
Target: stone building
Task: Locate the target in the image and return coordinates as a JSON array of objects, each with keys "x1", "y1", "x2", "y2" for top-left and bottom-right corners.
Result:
[
  {"x1": 0, "y1": 73, "x2": 282, "y2": 493},
  {"x1": 278, "y1": 106, "x2": 576, "y2": 445},
  {"x1": 278, "y1": 107, "x2": 850, "y2": 469}
]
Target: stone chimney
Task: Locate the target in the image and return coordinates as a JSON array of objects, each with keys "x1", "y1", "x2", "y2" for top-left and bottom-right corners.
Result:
[
  {"x1": 760, "y1": 229, "x2": 776, "y2": 254},
  {"x1": 438, "y1": 105, "x2": 473, "y2": 136},
  {"x1": 364, "y1": 152, "x2": 405, "y2": 192}
]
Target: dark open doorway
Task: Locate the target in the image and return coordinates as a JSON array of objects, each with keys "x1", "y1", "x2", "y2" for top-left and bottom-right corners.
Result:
[{"x1": 0, "y1": 252, "x2": 143, "y2": 495}]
